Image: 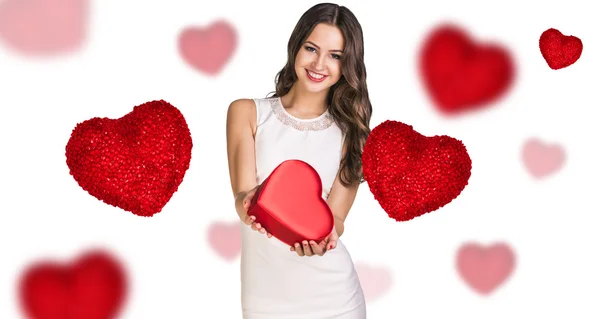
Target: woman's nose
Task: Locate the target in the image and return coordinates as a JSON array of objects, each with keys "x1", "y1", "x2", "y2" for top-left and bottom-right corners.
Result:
[{"x1": 311, "y1": 55, "x2": 326, "y2": 71}]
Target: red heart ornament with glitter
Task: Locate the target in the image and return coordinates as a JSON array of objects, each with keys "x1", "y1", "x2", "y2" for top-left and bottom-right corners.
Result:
[
  {"x1": 419, "y1": 24, "x2": 514, "y2": 114},
  {"x1": 248, "y1": 160, "x2": 334, "y2": 247},
  {"x1": 66, "y1": 100, "x2": 193, "y2": 217},
  {"x1": 539, "y1": 28, "x2": 583, "y2": 70},
  {"x1": 19, "y1": 250, "x2": 127, "y2": 319},
  {"x1": 362, "y1": 120, "x2": 472, "y2": 221}
]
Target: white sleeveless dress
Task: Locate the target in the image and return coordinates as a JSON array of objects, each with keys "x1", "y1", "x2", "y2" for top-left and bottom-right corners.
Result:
[{"x1": 240, "y1": 97, "x2": 367, "y2": 319}]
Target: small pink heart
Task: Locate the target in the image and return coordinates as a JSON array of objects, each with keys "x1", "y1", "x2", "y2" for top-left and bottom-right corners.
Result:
[
  {"x1": 456, "y1": 242, "x2": 515, "y2": 295},
  {"x1": 0, "y1": 0, "x2": 88, "y2": 56},
  {"x1": 522, "y1": 138, "x2": 566, "y2": 178},
  {"x1": 207, "y1": 221, "x2": 241, "y2": 261},
  {"x1": 178, "y1": 20, "x2": 237, "y2": 75},
  {"x1": 355, "y1": 262, "x2": 392, "y2": 301}
]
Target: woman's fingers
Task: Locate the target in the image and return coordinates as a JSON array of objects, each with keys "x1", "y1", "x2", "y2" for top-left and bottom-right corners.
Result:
[
  {"x1": 294, "y1": 243, "x2": 304, "y2": 256},
  {"x1": 309, "y1": 241, "x2": 324, "y2": 256},
  {"x1": 302, "y1": 241, "x2": 313, "y2": 256},
  {"x1": 250, "y1": 222, "x2": 269, "y2": 236},
  {"x1": 328, "y1": 238, "x2": 338, "y2": 250},
  {"x1": 308, "y1": 240, "x2": 323, "y2": 256},
  {"x1": 244, "y1": 216, "x2": 270, "y2": 237},
  {"x1": 290, "y1": 240, "x2": 331, "y2": 256}
]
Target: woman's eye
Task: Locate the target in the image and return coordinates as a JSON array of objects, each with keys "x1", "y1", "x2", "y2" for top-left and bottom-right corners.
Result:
[
  {"x1": 332, "y1": 54, "x2": 341, "y2": 60},
  {"x1": 306, "y1": 46, "x2": 316, "y2": 52}
]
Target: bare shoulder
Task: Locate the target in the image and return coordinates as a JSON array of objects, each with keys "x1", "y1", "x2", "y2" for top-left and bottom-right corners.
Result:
[
  {"x1": 227, "y1": 99, "x2": 256, "y2": 131},
  {"x1": 227, "y1": 98, "x2": 255, "y2": 117},
  {"x1": 227, "y1": 98, "x2": 257, "y2": 134}
]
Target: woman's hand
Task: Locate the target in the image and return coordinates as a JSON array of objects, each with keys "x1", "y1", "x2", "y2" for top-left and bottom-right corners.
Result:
[
  {"x1": 290, "y1": 226, "x2": 339, "y2": 257},
  {"x1": 242, "y1": 185, "x2": 272, "y2": 238}
]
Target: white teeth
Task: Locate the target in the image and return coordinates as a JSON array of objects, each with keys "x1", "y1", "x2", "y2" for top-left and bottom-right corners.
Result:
[{"x1": 308, "y1": 71, "x2": 325, "y2": 79}]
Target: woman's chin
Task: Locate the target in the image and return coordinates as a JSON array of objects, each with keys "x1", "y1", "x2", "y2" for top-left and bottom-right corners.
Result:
[{"x1": 300, "y1": 79, "x2": 330, "y2": 93}]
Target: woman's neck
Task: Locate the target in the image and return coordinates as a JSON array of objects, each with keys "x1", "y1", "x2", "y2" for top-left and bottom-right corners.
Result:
[{"x1": 280, "y1": 84, "x2": 329, "y2": 118}]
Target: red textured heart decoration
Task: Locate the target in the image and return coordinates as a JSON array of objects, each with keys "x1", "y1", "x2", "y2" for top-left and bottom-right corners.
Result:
[
  {"x1": 248, "y1": 160, "x2": 334, "y2": 247},
  {"x1": 362, "y1": 120, "x2": 472, "y2": 221},
  {"x1": 18, "y1": 250, "x2": 127, "y2": 319},
  {"x1": 419, "y1": 24, "x2": 515, "y2": 114},
  {"x1": 66, "y1": 100, "x2": 193, "y2": 217},
  {"x1": 539, "y1": 28, "x2": 583, "y2": 70}
]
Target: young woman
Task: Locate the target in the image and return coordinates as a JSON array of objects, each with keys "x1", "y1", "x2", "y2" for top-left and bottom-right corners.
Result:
[{"x1": 226, "y1": 3, "x2": 372, "y2": 318}]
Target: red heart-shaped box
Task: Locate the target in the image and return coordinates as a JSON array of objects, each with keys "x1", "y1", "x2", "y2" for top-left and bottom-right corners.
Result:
[{"x1": 248, "y1": 160, "x2": 334, "y2": 246}]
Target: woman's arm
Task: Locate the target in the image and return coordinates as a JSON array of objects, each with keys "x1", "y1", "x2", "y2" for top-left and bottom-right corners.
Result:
[
  {"x1": 226, "y1": 98, "x2": 258, "y2": 221},
  {"x1": 326, "y1": 170, "x2": 360, "y2": 237},
  {"x1": 326, "y1": 139, "x2": 360, "y2": 237}
]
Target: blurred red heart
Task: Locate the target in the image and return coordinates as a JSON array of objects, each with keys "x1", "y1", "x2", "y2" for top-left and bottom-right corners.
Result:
[
  {"x1": 522, "y1": 138, "x2": 565, "y2": 178},
  {"x1": 456, "y1": 242, "x2": 515, "y2": 295},
  {"x1": 419, "y1": 24, "x2": 514, "y2": 114},
  {"x1": 0, "y1": 0, "x2": 88, "y2": 56},
  {"x1": 207, "y1": 221, "x2": 241, "y2": 261},
  {"x1": 19, "y1": 250, "x2": 127, "y2": 319},
  {"x1": 248, "y1": 160, "x2": 334, "y2": 246},
  {"x1": 66, "y1": 100, "x2": 193, "y2": 217},
  {"x1": 179, "y1": 20, "x2": 237, "y2": 75},
  {"x1": 355, "y1": 262, "x2": 393, "y2": 301},
  {"x1": 362, "y1": 120, "x2": 472, "y2": 221},
  {"x1": 539, "y1": 28, "x2": 582, "y2": 70}
]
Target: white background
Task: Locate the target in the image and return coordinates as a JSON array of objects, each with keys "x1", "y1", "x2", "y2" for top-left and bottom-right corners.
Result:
[{"x1": 1, "y1": 0, "x2": 599, "y2": 318}]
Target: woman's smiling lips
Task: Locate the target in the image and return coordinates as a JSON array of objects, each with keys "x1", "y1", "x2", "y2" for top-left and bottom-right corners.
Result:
[{"x1": 306, "y1": 69, "x2": 328, "y2": 82}]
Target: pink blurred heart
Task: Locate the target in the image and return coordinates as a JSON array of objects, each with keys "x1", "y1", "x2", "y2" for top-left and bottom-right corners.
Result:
[
  {"x1": 456, "y1": 242, "x2": 515, "y2": 295},
  {"x1": 0, "y1": 0, "x2": 88, "y2": 56},
  {"x1": 354, "y1": 262, "x2": 392, "y2": 301},
  {"x1": 178, "y1": 20, "x2": 237, "y2": 75},
  {"x1": 207, "y1": 221, "x2": 241, "y2": 261},
  {"x1": 522, "y1": 138, "x2": 566, "y2": 178}
]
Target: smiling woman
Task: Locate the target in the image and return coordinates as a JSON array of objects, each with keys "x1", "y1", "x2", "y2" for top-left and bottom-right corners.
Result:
[
  {"x1": 226, "y1": 3, "x2": 372, "y2": 319},
  {"x1": 297, "y1": 28, "x2": 345, "y2": 86}
]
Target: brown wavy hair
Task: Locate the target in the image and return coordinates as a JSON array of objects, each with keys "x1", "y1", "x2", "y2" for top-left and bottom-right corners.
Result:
[{"x1": 268, "y1": 3, "x2": 372, "y2": 187}]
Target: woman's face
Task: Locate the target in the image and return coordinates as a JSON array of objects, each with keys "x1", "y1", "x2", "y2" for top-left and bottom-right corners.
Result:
[{"x1": 294, "y1": 23, "x2": 345, "y2": 93}]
